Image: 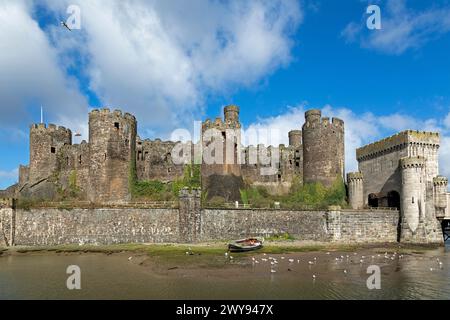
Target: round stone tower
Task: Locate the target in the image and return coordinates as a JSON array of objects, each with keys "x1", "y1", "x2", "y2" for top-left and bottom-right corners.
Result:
[
  {"x1": 302, "y1": 109, "x2": 345, "y2": 188},
  {"x1": 400, "y1": 156, "x2": 426, "y2": 242},
  {"x1": 433, "y1": 176, "x2": 448, "y2": 218},
  {"x1": 347, "y1": 172, "x2": 364, "y2": 209},
  {"x1": 29, "y1": 123, "x2": 72, "y2": 181},
  {"x1": 288, "y1": 130, "x2": 302, "y2": 147},
  {"x1": 224, "y1": 105, "x2": 240, "y2": 128},
  {"x1": 88, "y1": 108, "x2": 137, "y2": 204}
]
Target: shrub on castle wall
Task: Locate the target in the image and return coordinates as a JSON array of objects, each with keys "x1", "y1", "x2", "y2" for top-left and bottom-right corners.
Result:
[{"x1": 238, "y1": 176, "x2": 347, "y2": 209}]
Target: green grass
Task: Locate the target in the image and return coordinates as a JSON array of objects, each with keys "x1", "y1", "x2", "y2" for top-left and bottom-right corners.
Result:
[{"x1": 239, "y1": 176, "x2": 348, "y2": 209}]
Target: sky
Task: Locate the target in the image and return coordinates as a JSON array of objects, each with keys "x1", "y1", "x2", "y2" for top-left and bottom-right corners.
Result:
[{"x1": 1, "y1": 0, "x2": 450, "y2": 189}]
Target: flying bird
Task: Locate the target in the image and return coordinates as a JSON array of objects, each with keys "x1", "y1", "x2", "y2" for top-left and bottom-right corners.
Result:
[{"x1": 60, "y1": 21, "x2": 72, "y2": 31}]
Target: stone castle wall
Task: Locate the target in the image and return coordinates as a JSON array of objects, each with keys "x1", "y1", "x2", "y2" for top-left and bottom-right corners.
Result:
[{"x1": 4, "y1": 206, "x2": 400, "y2": 246}]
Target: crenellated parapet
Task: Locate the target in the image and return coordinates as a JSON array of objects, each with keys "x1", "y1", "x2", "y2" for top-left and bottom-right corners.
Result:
[
  {"x1": 399, "y1": 156, "x2": 425, "y2": 169},
  {"x1": 357, "y1": 131, "x2": 440, "y2": 161}
]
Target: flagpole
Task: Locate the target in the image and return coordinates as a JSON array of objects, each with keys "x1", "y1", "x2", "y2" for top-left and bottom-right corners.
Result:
[{"x1": 40, "y1": 106, "x2": 43, "y2": 124}]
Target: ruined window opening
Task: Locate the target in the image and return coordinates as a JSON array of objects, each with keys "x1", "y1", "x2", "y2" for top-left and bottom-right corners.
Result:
[
  {"x1": 412, "y1": 197, "x2": 415, "y2": 204},
  {"x1": 278, "y1": 174, "x2": 281, "y2": 182},
  {"x1": 138, "y1": 151, "x2": 142, "y2": 161},
  {"x1": 168, "y1": 168, "x2": 171, "y2": 173},
  {"x1": 79, "y1": 155, "x2": 82, "y2": 164},
  {"x1": 295, "y1": 161, "x2": 300, "y2": 167},
  {"x1": 114, "y1": 122, "x2": 120, "y2": 130},
  {"x1": 51, "y1": 147, "x2": 56, "y2": 154}
]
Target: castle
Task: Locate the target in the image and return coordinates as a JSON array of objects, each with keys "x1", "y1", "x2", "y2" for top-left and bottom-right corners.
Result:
[
  {"x1": 2, "y1": 105, "x2": 449, "y2": 244},
  {"x1": 12, "y1": 106, "x2": 345, "y2": 204}
]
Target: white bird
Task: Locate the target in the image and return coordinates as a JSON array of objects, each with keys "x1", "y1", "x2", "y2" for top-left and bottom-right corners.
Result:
[
  {"x1": 289, "y1": 259, "x2": 294, "y2": 263},
  {"x1": 360, "y1": 259, "x2": 364, "y2": 263},
  {"x1": 281, "y1": 257, "x2": 285, "y2": 260},
  {"x1": 271, "y1": 269, "x2": 276, "y2": 273},
  {"x1": 326, "y1": 252, "x2": 330, "y2": 255},
  {"x1": 128, "y1": 256, "x2": 133, "y2": 261},
  {"x1": 225, "y1": 252, "x2": 228, "y2": 257},
  {"x1": 312, "y1": 275, "x2": 316, "y2": 279},
  {"x1": 430, "y1": 268, "x2": 434, "y2": 271},
  {"x1": 297, "y1": 259, "x2": 300, "y2": 264},
  {"x1": 255, "y1": 260, "x2": 260, "y2": 264},
  {"x1": 308, "y1": 261, "x2": 314, "y2": 265},
  {"x1": 230, "y1": 256, "x2": 234, "y2": 260},
  {"x1": 262, "y1": 258, "x2": 268, "y2": 262},
  {"x1": 344, "y1": 270, "x2": 347, "y2": 274}
]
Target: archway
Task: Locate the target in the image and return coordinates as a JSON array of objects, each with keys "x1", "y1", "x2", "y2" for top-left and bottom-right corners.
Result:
[
  {"x1": 368, "y1": 193, "x2": 378, "y2": 208},
  {"x1": 387, "y1": 191, "x2": 400, "y2": 210}
]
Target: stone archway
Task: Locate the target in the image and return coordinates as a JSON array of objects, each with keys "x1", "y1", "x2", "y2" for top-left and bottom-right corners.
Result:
[
  {"x1": 387, "y1": 191, "x2": 401, "y2": 210},
  {"x1": 368, "y1": 193, "x2": 378, "y2": 208}
]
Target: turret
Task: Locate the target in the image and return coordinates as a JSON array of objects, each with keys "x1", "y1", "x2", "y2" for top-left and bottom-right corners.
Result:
[
  {"x1": 399, "y1": 156, "x2": 426, "y2": 242},
  {"x1": 224, "y1": 105, "x2": 240, "y2": 128},
  {"x1": 347, "y1": 172, "x2": 364, "y2": 209},
  {"x1": 288, "y1": 130, "x2": 302, "y2": 147},
  {"x1": 302, "y1": 109, "x2": 345, "y2": 188},
  {"x1": 433, "y1": 176, "x2": 448, "y2": 218},
  {"x1": 29, "y1": 123, "x2": 72, "y2": 181},
  {"x1": 88, "y1": 108, "x2": 137, "y2": 204}
]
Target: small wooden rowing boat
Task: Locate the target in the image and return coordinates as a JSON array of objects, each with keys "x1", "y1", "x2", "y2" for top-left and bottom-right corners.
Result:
[{"x1": 228, "y1": 237, "x2": 264, "y2": 252}]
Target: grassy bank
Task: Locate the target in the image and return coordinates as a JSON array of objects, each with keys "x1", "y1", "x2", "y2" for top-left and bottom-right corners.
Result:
[{"x1": 0, "y1": 241, "x2": 440, "y2": 257}]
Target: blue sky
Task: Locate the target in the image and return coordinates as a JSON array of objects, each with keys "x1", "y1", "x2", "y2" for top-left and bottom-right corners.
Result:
[{"x1": 1, "y1": 0, "x2": 450, "y2": 189}]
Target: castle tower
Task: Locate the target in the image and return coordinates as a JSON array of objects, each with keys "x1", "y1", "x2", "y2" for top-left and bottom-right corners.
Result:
[
  {"x1": 88, "y1": 108, "x2": 137, "y2": 204},
  {"x1": 224, "y1": 105, "x2": 240, "y2": 128},
  {"x1": 400, "y1": 157, "x2": 442, "y2": 243},
  {"x1": 347, "y1": 172, "x2": 364, "y2": 209},
  {"x1": 433, "y1": 176, "x2": 448, "y2": 219},
  {"x1": 302, "y1": 109, "x2": 345, "y2": 188},
  {"x1": 288, "y1": 130, "x2": 302, "y2": 147},
  {"x1": 29, "y1": 123, "x2": 72, "y2": 182},
  {"x1": 200, "y1": 105, "x2": 243, "y2": 201}
]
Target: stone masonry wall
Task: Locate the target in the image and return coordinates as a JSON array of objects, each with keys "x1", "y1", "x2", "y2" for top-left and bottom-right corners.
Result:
[
  {"x1": 5, "y1": 207, "x2": 401, "y2": 246},
  {"x1": 200, "y1": 209, "x2": 328, "y2": 241},
  {"x1": 14, "y1": 208, "x2": 179, "y2": 245}
]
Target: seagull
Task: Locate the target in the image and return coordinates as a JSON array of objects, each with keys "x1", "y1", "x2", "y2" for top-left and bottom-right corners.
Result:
[
  {"x1": 271, "y1": 269, "x2": 276, "y2": 273},
  {"x1": 128, "y1": 256, "x2": 132, "y2": 261},
  {"x1": 312, "y1": 275, "x2": 316, "y2": 279},
  {"x1": 288, "y1": 258, "x2": 294, "y2": 263},
  {"x1": 308, "y1": 261, "x2": 314, "y2": 265},
  {"x1": 60, "y1": 21, "x2": 72, "y2": 31},
  {"x1": 343, "y1": 269, "x2": 347, "y2": 274}
]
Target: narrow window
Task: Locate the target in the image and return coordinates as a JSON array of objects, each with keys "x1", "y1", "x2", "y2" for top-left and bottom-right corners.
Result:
[
  {"x1": 412, "y1": 197, "x2": 415, "y2": 204},
  {"x1": 79, "y1": 155, "x2": 82, "y2": 164},
  {"x1": 114, "y1": 122, "x2": 120, "y2": 129},
  {"x1": 296, "y1": 161, "x2": 300, "y2": 167},
  {"x1": 51, "y1": 147, "x2": 56, "y2": 154}
]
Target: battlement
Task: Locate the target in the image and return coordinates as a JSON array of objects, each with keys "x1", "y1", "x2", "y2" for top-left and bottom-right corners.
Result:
[
  {"x1": 0, "y1": 197, "x2": 15, "y2": 208},
  {"x1": 304, "y1": 109, "x2": 343, "y2": 130},
  {"x1": 30, "y1": 123, "x2": 72, "y2": 136},
  {"x1": 347, "y1": 172, "x2": 363, "y2": 181},
  {"x1": 357, "y1": 130, "x2": 440, "y2": 161},
  {"x1": 89, "y1": 107, "x2": 136, "y2": 121},
  {"x1": 433, "y1": 176, "x2": 448, "y2": 186},
  {"x1": 400, "y1": 156, "x2": 425, "y2": 169}
]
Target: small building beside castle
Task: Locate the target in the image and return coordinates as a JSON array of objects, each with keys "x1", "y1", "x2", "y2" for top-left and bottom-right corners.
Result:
[{"x1": 347, "y1": 130, "x2": 450, "y2": 243}]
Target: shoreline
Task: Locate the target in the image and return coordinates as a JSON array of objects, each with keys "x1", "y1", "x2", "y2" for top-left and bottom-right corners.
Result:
[{"x1": 0, "y1": 241, "x2": 442, "y2": 257}]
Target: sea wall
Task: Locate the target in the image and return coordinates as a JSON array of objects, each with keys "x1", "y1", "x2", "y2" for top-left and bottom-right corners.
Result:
[
  {"x1": 14, "y1": 208, "x2": 179, "y2": 245},
  {"x1": 2, "y1": 206, "x2": 400, "y2": 246}
]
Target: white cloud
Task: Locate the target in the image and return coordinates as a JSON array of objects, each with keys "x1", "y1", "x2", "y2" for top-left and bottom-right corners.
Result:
[
  {"x1": 38, "y1": 0, "x2": 302, "y2": 137},
  {"x1": 341, "y1": 0, "x2": 450, "y2": 55},
  {"x1": 0, "y1": 168, "x2": 18, "y2": 189},
  {"x1": 0, "y1": 0, "x2": 88, "y2": 134}
]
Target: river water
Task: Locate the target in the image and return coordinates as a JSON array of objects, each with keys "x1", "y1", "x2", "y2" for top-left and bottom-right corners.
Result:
[{"x1": 1, "y1": 244, "x2": 450, "y2": 300}]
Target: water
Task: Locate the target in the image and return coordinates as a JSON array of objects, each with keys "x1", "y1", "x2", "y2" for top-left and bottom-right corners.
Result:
[{"x1": 1, "y1": 245, "x2": 450, "y2": 299}]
